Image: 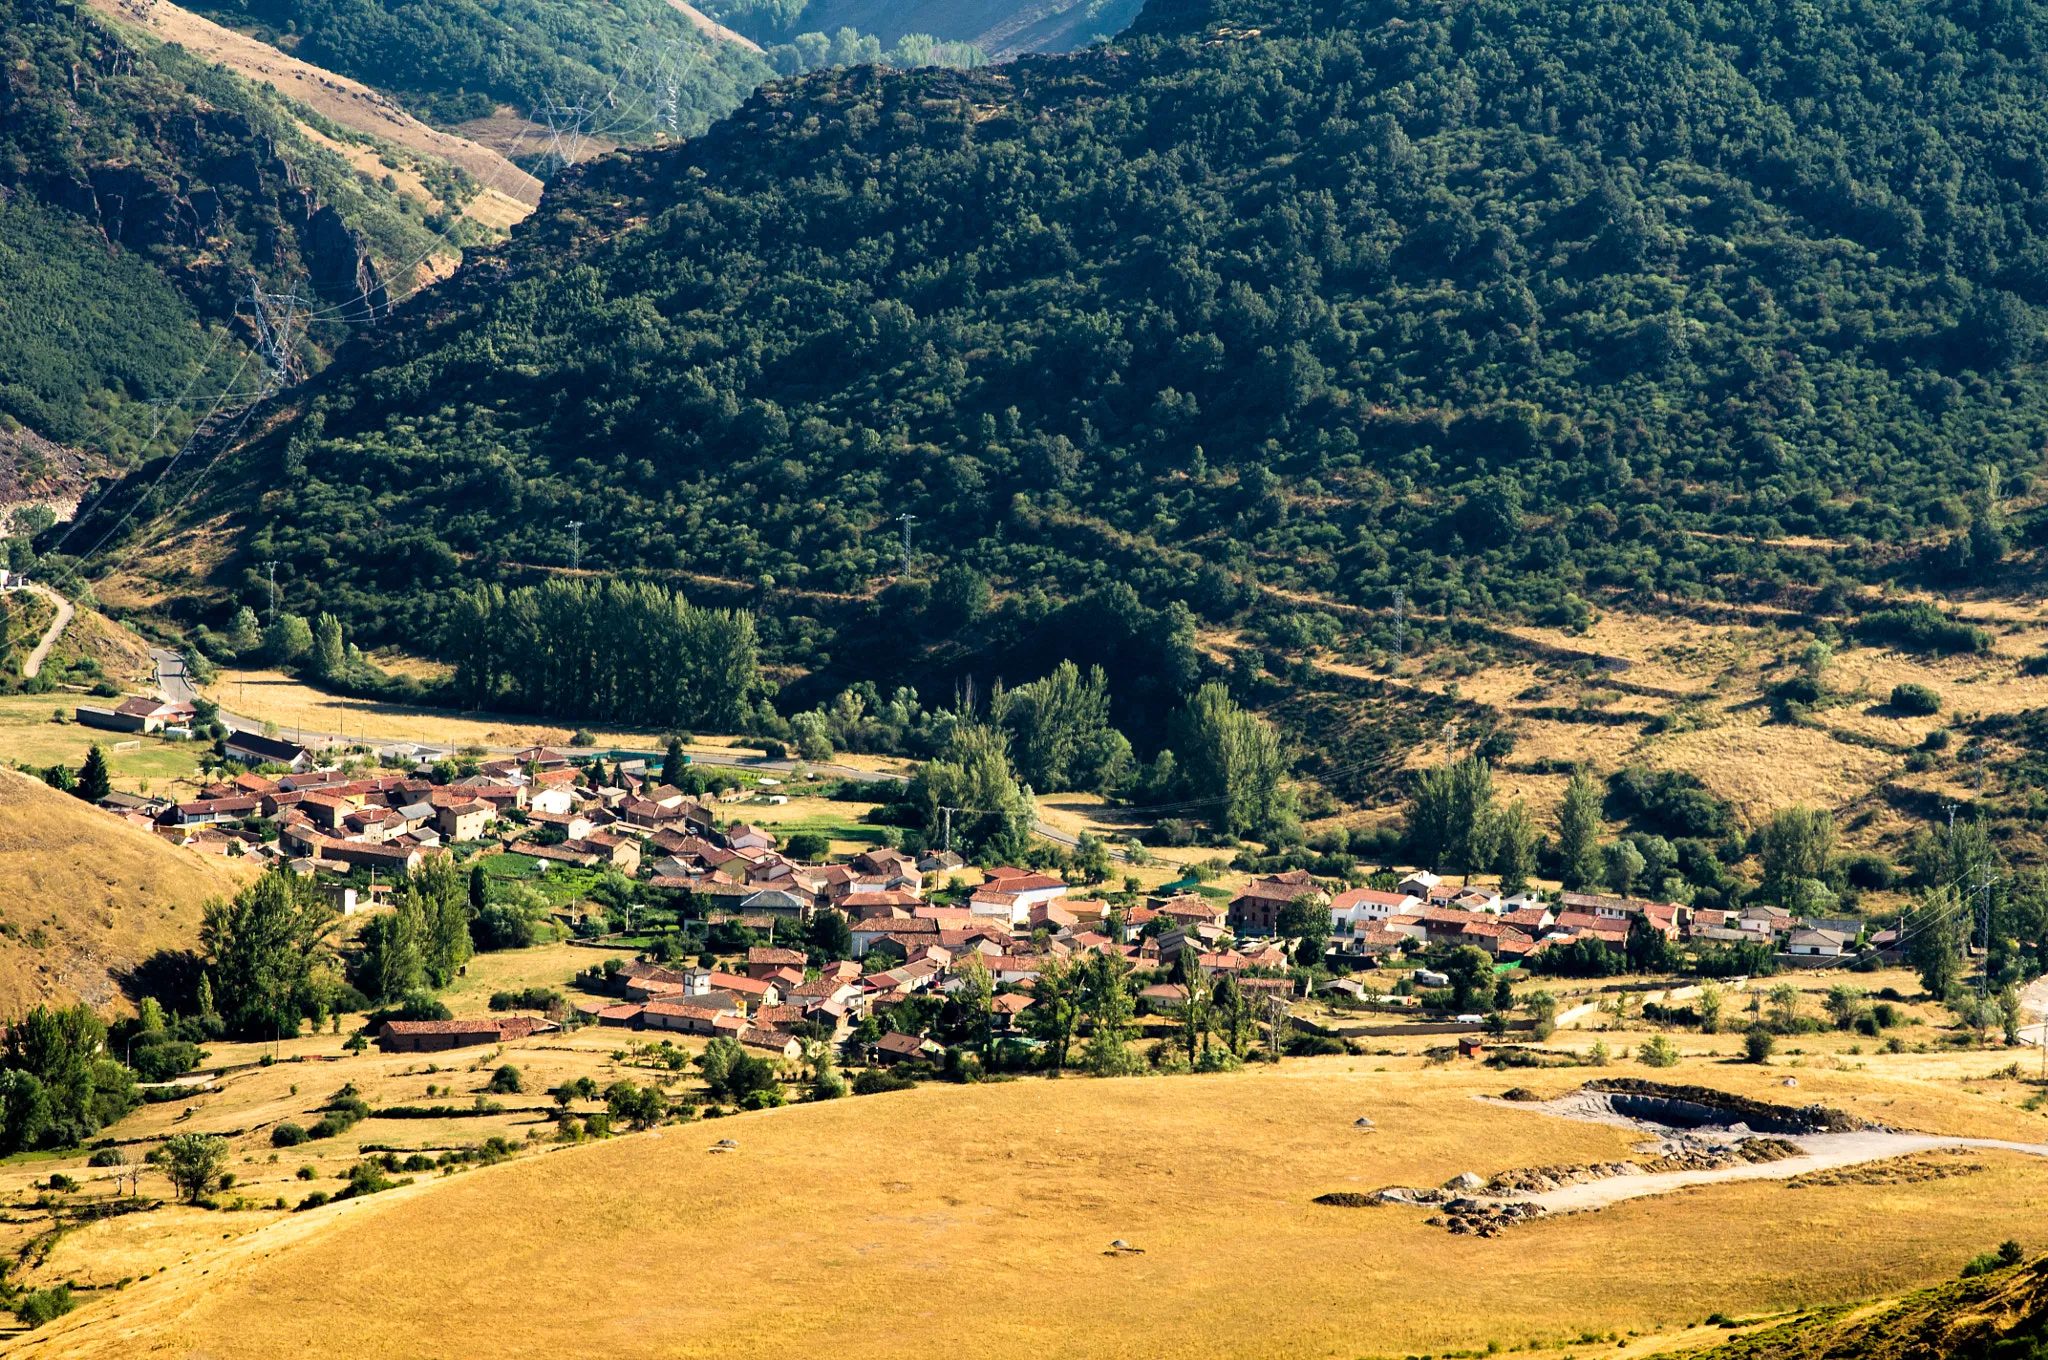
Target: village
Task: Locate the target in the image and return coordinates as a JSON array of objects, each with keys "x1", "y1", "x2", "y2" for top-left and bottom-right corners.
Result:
[{"x1": 49, "y1": 691, "x2": 1907, "y2": 1072}]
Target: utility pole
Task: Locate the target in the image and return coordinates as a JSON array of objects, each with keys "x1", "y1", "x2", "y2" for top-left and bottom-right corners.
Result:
[
  {"x1": 1392, "y1": 587, "x2": 1406, "y2": 661},
  {"x1": 263, "y1": 561, "x2": 280, "y2": 623},
  {"x1": 897, "y1": 513, "x2": 916, "y2": 572},
  {"x1": 567, "y1": 520, "x2": 583, "y2": 572}
]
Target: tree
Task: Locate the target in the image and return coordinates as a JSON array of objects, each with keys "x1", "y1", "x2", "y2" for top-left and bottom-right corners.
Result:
[
  {"x1": 1910, "y1": 886, "x2": 1969, "y2": 999},
  {"x1": 604, "y1": 1080, "x2": 669, "y2": 1127},
  {"x1": 1823, "y1": 984, "x2": 1865, "y2": 1030},
  {"x1": 1210, "y1": 971, "x2": 1256, "y2": 1056},
  {"x1": 227, "y1": 606, "x2": 262, "y2": 656},
  {"x1": 312, "y1": 612, "x2": 346, "y2": 677},
  {"x1": 1443, "y1": 946, "x2": 1494, "y2": 1013},
  {"x1": 199, "y1": 870, "x2": 339, "y2": 1038},
  {"x1": 1170, "y1": 682, "x2": 1289, "y2": 839},
  {"x1": 1526, "y1": 989, "x2": 1559, "y2": 1040},
  {"x1": 954, "y1": 953, "x2": 994, "y2": 1048},
  {"x1": 468, "y1": 864, "x2": 489, "y2": 916},
  {"x1": 1624, "y1": 915, "x2": 1676, "y2": 973},
  {"x1": 358, "y1": 899, "x2": 425, "y2": 1001},
  {"x1": 0, "y1": 1005, "x2": 137, "y2": 1151},
  {"x1": 784, "y1": 831, "x2": 831, "y2": 862},
  {"x1": 1170, "y1": 946, "x2": 1211, "y2": 1064},
  {"x1": 1767, "y1": 982, "x2": 1801, "y2": 1031},
  {"x1": 1761, "y1": 806, "x2": 1836, "y2": 904},
  {"x1": 1021, "y1": 955, "x2": 1081, "y2": 1072},
  {"x1": 1406, "y1": 756, "x2": 1498, "y2": 877},
  {"x1": 1493, "y1": 798, "x2": 1538, "y2": 894},
  {"x1": 1744, "y1": 1025, "x2": 1776, "y2": 1063},
  {"x1": 994, "y1": 660, "x2": 1133, "y2": 794},
  {"x1": 41, "y1": 763, "x2": 74, "y2": 794},
  {"x1": 1276, "y1": 893, "x2": 1331, "y2": 967},
  {"x1": 1602, "y1": 839, "x2": 1646, "y2": 898},
  {"x1": 1556, "y1": 769, "x2": 1604, "y2": 892},
  {"x1": 661, "y1": 735, "x2": 685, "y2": 788},
  {"x1": 807, "y1": 908, "x2": 853, "y2": 961},
  {"x1": 75, "y1": 746, "x2": 111, "y2": 803},
  {"x1": 266, "y1": 612, "x2": 314, "y2": 664},
  {"x1": 161, "y1": 1132, "x2": 230, "y2": 1202},
  {"x1": 401, "y1": 855, "x2": 473, "y2": 988},
  {"x1": 1079, "y1": 949, "x2": 1139, "y2": 1076},
  {"x1": 909, "y1": 724, "x2": 1035, "y2": 861},
  {"x1": 1697, "y1": 982, "x2": 1723, "y2": 1035}
]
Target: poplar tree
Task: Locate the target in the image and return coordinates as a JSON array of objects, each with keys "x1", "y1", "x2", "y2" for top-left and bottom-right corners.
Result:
[{"x1": 1556, "y1": 769, "x2": 1604, "y2": 892}]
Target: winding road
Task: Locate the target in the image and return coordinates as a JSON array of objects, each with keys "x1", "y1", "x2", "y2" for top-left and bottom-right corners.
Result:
[{"x1": 19, "y1": 584, "x2": 74, "y2": 679}]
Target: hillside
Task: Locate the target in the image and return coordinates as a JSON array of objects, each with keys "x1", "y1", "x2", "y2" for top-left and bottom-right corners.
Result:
[
  {"x1": 1661, "y1": 1255, "x2": 2048, "y2": 1360},
  {"x1": 85, "y1": 0, "x2": 544, "y2": 218},
  {"x1": 81, "y1": 0, "x2": 2048, "y2": 774},
  {"x1": 0, "y1": 769, "x2": 250, "y2": 1016},
  {"x1": 744, "y1": 0, "x2": 1146, "y2": 56},
  {"x1": 0, "y1": 0, "x2": 460, "y2": 466},
  {"x1": 6, "y1": 1045, "x2": 2048, "y2": 1360},
  {"x1": 170, "y1": 0, "x2": 779, "y2": 139}
]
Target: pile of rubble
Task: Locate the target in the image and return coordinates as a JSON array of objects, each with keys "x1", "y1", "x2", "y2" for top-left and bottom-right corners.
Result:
[{"x1": 1360, "y1": 1134, "x2": 1806, "y2": 1235}]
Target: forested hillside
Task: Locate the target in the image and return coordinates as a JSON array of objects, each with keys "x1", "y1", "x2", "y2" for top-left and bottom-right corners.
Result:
[
  {"x1": 177, "y1": 0, "x2": 777, "y2": 134},
  {"x1": 71, "y1": 0, "x2": 2048, "y2": 734},
  {"x1": 0, "y1": 0, "x2": 447, "y2": 462}
]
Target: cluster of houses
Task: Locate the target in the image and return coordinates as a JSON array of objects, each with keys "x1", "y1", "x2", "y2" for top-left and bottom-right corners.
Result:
[
  {"x1": 569, "y1": 859, "x2": 1319, "y2": 1062},
  {"x1": 99, "y1": 743, "x2": 718, "y2": 877},
  {"x1": 1225, "y1": 868, "x2": 1871, "y2": 964}
]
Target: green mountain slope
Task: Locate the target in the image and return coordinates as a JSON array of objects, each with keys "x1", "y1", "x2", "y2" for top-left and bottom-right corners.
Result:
[
  {"x1": 83, "y1": 0, "x2": 2048, "y2": 703},
  {"x1": 0, "y1": 0, "x2": 450, "y2": 461},
  {"x1": 177, "y1": 0, "x2": 777, "y2": 135}
]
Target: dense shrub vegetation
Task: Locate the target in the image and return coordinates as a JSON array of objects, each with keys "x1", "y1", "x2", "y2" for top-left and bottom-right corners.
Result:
[{"x1": 153, "y1": 0, "x2": 2048, "y2": 707}]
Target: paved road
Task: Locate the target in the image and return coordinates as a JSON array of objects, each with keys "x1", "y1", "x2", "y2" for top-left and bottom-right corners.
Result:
[{"x1": 20, "y1": 584, "x2": 74, "y2": 679}]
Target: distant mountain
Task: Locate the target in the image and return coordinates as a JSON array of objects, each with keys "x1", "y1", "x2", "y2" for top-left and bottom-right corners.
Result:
[
  {"x1": 0, "y1": 0, "x2": 458, "y2": 464},
  {"x1": 703, "y1": 0, "x2": 1146, "y2": 57},
  {"x1": 68, "y1": 0, "x2": 2048, "y2": 702}
]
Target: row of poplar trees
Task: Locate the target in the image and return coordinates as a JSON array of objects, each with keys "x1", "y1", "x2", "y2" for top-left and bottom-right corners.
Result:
[{"x1": 443, "y1": 579, "x2": 759, "y2": 729}]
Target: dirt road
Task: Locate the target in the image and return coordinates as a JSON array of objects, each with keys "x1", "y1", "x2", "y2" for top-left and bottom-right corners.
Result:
[{"x1": 19, "y1": 584, "x2": 73, "y2": 679}]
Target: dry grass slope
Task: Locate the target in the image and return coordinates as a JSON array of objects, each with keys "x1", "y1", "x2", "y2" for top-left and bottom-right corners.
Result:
[
  {"x1": 13, "y1": 1060, "x2": 2048, "y2": 1360},
  {"x1": 0, "y1": 769, "x2": 251, "y2": 1014}
]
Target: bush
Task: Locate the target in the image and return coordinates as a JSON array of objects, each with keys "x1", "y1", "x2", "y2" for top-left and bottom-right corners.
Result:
[
  {"x1": 270, "y1": 1121, "x2": 308, "y2": 1148},
  {"x1": 487, "y1": 1065, "x2": 523, "y2": 1095},
  {"x1": 783, "y1": 831, "x2": 830, "y2": 862},
  {"x1": 1637, "y1": 1034, "x2": 1681, "y2": 1067},
  {"x1": 852, "y1": 1068, "x2": 917, "y2": 1095},
  {"x1": 86, "y1": 1147, "x2": 126, "y2": 1167},
  {"x1": 1744, "y1": 1026, "x2": 1776, "y2": 1063},
  {"x1": 488, "y1": 987, "x2": 561, "y2": 1013},
  {"x1": 130, "y1": 1038, "x2": 203, "y2": 1083},
  {"x1": 1855, "y1": 604, "x2": 1990, "y2": 654},
  {"x1": 1961, "y1": 1241, "x2": 2026, "y2": 1277},
  {"x1": 15, "y1": 1286, "x2": 75, "y2": 1328},
  {"x1": 295, "y1": 1191, "x2": 332, "y2": 1211},
  {"x1": 1890, "y1": 682, "x2": 1942, "y2": 715}
]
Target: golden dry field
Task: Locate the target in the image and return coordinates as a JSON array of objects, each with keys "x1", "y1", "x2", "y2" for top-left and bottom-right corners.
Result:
[
  {"x1": 9, "y1": 1041, "x2": 2048, "y2": 1360},
  {"x1": 0, "y1": 769, "x2": 252, "y2": 1013}
]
